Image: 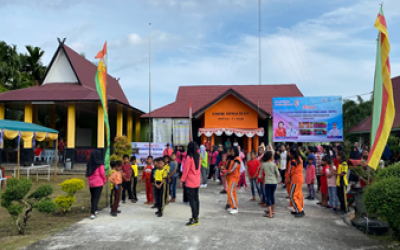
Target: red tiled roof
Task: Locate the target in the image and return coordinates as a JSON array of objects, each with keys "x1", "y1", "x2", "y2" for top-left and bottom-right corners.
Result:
[
  {"x1": 63, "y1": 45, "x2": 130, "y2": 106},
  {"x1": 0, "y1": 83, "x2": 118, "y2": 102},
  {"x1": 0, "y1": 43, "x2": 143, "y2": 113},
  {"x1": 347, "y1": 76, "x2": 400, "y2": 133},
  {"x1": 142, "y1": 84, "x2": 303, "y2": 118}
]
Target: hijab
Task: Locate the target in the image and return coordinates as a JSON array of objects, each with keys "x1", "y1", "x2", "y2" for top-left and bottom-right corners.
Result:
[
  {"x1": 187, "y1": 141, "x2": 200, "y2": 170},
  {"x1": 200, "y1": 145, "x2": 206, "y2": 158},
  {"x1": 232, "y1": 146, "x2": 239, "y2": 158},
  {"x1": 350, "y1": 146, "x2": 361, "y2": 160},
  {"x1": 212, "y1": 145, "x2": 218, "y2": 153},
  {"x1": 86, "y1": 150, "x2": 104, "y2": 177}
]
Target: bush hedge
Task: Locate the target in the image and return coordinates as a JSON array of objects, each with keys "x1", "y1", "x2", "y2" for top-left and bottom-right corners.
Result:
[
  {"x1": 374, "y1": 162, "x2": 400, "y2": 181},
  {"x1": 363, "y1": 176, "x2": 400, "y2": 238}
]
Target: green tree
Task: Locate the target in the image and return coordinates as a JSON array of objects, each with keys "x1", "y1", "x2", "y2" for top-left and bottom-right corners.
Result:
[
  {"x1": 25, "y1": 45, "x2": 46, "y2": 86},
  {"x1": 343, "y1": 95, "x2": 372, "y2": 137}
]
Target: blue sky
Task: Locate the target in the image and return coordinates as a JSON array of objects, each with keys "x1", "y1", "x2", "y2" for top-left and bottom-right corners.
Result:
[{"x1": 1, "y1": 0, "x2": 400, "y2": 112}]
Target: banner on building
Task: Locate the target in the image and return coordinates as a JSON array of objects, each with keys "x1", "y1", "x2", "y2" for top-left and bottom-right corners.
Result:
[
  {"x1": 173, "y1": 119, "x2": 190, "y2": 145},
  {"x1": 153, "y1": 118, "x2": 172, "y2": 143},
  {"x1": 273, "y1": 96, "x2": 343, "y2": 142},
  {"x1": 131, "y1": 142, "x2": 168, "y2": 166}
]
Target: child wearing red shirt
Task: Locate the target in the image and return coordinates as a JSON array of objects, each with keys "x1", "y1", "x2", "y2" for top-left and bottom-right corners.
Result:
[
  {"x1": 247, "y1": 151, "x2": 261, "y2": 201},
  {"x1": 218, "y1": 153, "x2": 228, "y2": 194},
  {"x1": 141, "y1": 156, "x2": 154, "y2": 205}
]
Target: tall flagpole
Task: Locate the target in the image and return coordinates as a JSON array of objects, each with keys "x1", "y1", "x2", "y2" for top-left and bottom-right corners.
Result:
[
  {"x1": 149, "y1": 23, "x2": 152, "y2": 155},
  {"x1": 258, "y1": 0, "x2": 262, "y2": 85}
]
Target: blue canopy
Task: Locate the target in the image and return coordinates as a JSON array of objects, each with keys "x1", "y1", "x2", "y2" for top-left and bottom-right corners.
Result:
[{"x1": 0, "y1": 119, "x2": 58, "y2": 133}]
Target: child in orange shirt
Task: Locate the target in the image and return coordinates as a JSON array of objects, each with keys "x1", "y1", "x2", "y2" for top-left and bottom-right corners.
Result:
[
  {"x1": 141, "y1": 156, "x2": 154, "y2": 205},
  {"x1": 109, "y1": 160, "x2": 123, "y2": 217}
]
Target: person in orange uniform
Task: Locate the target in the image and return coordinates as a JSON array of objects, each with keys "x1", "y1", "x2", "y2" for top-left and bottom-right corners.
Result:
[
  {"x1": 288, "y1": 146, "x2": 305, "y2": 218},
  {"x1": 225, "y1": 146, "x2": 241, "y2": 214}
]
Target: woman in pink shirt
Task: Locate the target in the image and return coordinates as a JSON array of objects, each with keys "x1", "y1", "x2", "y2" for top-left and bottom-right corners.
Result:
[
  {"x1": 85, "y1": 150, "x2": 107, "y2": 220},
  {"x1": 208, "y1": 146, "x2": 219, "y2": 181},
  {"x1": 181, "y1": 141, "x2": 201, "y2": 226}
]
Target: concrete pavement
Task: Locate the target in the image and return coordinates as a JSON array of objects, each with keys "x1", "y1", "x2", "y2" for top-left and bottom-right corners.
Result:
[{"x1": 26, "y1": 181, "x2": 380, "y2": 250}]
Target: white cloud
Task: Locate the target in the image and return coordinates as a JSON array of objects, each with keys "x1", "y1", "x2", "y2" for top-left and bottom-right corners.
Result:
[{"x1": 128, "y1": 33, "x2": 143, "y2": 45}]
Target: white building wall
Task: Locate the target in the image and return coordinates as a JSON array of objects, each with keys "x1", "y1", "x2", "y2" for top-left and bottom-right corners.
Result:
[{"x1": 43, "y1": 49, "x2": 78, "y2": 84}]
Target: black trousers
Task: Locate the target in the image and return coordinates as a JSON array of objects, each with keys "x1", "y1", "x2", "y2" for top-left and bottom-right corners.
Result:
[
  {"x1": 131, "y1": 176, "x2": 138, "y2": 200},
  {"x1": 89, "y1": 186, "x2": 103, "y2": 215},
  {"x1": 280, "y1": 169, "x2": 286, "y2": 183},
  {"x1": 187, "y1": 187, "x2": 200, "y2": 219},
  {"x1": 155, "y1": 182, "x2": 164, "y2": 214},
  {"x1": 164, "y1": 181, "x2": 169, "y2": 204},
  {"x1": 317, "y1": 175, "x2": 322, "y2": 191},
  {"x1": 208, "y1": 164, "x2": 215, "y2": 179},
  {"x1": 183, "y1": 182, "x2": 188, "y2": 203},
  {"x1": 337, "y1": 183, "x2": 348, "y2": 213},
  {"x1": 122, "y1": 181, "x2": 133, "y2": 201}
]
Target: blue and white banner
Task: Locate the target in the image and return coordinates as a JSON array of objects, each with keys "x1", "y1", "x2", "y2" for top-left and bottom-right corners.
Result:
[{"x1": 273, "y1": 96, "x2": 343, "y2": 142}]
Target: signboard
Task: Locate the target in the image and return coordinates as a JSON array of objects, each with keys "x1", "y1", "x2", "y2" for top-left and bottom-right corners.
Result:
[
  {"x1": 153, "y1": 119, "x2": 172, "y2": 143},
  {"x1": 173, "y1": 119, "x2": 190, "y2": 145},
  {"x1": 131, "y1": 142, "x2": 168, "y2": 166},
  {"x1": 204, "y1": 95, "x2": 258, "y2": 128},
  {"x1": 273, "y1": 96, "x2": 343, "y2": 142}
]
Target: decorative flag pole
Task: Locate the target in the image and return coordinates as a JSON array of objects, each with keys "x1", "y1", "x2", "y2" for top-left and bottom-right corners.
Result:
[
  {"x1": 95, "y1": 42, "x2": 111, "y2": 175},
  {"x1": 189, "y1": 99, "x2": 193, "y2": 141},
  {"x1": 367, "y1": 6, "x2": 395, "y2": 170}
]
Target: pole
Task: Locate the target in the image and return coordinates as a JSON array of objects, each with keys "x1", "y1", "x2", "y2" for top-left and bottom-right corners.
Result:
[
  {"x1": 105, "y1": 41, "x2": 109, "y2": 207},
  {"x1": 54, "y1": 138, "x2": 58, "y2": 180},
  {"x1": 258, "y1": 0, "x2": 262, "y2": 85},
  {"x1": 17, "y1": 143, "x2": 20, "y2": 179},
  {"x1": 149, "y1": 23, "x2": 152, "y2": 156}
]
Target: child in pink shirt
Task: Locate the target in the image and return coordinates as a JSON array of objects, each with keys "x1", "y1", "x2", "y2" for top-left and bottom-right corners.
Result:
[
  {"x1": 326, "y1": 161, "x2": 338, "y2": 209},
  {"x1": 218, "y1": 154, "x2": 228, "y2": 193},
  {"x1": 305, "y1": 158, "x2": 316, "y2": 200}
]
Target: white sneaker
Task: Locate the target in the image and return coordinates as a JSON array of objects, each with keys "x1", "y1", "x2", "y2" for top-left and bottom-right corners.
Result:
[
  {"x1": 204, "y1": 184, "x2": 207, "y2": 188},
  {"x1": 215, "y1": 179, "x2": 220, "y2": 183},
  {"x1": 230, "y1": 209, "x2": 238, "y2": 214},
  {"x1": 227, "y1": 208, "x2": 232, "y2": 212}
]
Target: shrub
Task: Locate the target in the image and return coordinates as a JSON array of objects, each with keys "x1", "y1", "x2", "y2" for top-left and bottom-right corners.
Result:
[
  {"x1": 363, "y1": 177, "x2": 400, "y2": 238},
  {"x1": 374, "y1": 162, "x2": 400, "y2": 181},
  {"x1": 59, "y1": 178, "x2": 85, "y2": 195},
  {"x1": 54, "y1": 195, "x2": 75, "y2": 213},
  {"x1": 54, "y1": 178, "x2": 84, "y2": 214},
  {"x1": 110, "y1": 135, "x2": 132, "y2": 162},
  {"x1": 0, "y1": 179, "x2": 56, "y2": 235}
]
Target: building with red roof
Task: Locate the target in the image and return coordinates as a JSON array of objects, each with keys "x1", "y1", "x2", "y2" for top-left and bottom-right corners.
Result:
[
  {"x1": 142, "y1": 84, "x2": 303, "y2": 152},
  {"x1": 347, "y1": 76, "x2": 400, "y2": 141},
  {"x1": 0, "y1": 39, "x2": 143, "y2": 167}
]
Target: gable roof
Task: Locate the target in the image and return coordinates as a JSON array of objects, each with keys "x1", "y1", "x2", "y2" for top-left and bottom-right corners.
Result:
[
  {"x1": 347, "y1": 76, "x2": 400, "y2": 133},
  {"x1": 0, "y1": 41, "x2": 143, "y2": 114},
  {"x1": 142, "y1": 84, "x2": 303, "y2": 118}
]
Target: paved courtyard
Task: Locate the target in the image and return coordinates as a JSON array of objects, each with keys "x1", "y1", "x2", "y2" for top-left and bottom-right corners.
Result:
[{"x1": 26, "y1": 181, "x2": 380, "y2": 250}]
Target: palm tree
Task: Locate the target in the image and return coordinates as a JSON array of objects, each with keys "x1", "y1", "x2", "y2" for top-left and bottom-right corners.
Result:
[{"x1": 25, "y1": 45, "x2": 45, "y2": 86}]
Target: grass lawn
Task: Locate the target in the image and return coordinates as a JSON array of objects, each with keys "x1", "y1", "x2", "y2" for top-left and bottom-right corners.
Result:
[{"x1": 0, "y1": 175, "x2": 143, "y2": 250}]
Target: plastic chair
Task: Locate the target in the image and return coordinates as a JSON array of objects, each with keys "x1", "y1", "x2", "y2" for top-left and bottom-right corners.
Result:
[
  {"x1": 34, "y1": 151, "x2": 44, "y2": 162},
  {"x1": 0, "y1": 169, "x2": 8, "y2": 189}
]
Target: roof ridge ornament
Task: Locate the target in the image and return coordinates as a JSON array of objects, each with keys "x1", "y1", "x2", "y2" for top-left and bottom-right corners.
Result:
[{"x1": 57, "y1": 38, "x2": 66, "y2": 45}]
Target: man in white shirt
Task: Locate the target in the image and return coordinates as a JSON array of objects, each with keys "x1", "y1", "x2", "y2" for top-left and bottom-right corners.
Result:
[
  {"x1": 286, "y1": 122, "x2": 298, "y2": 137},
  {"x1": 328, "y1": 122, "x2": 341, "y2": 137}
]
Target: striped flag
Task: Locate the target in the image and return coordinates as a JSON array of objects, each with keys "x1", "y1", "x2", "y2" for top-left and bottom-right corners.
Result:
[
  {"x1": 368, "y1": 7, "x2": 395, "y2": 170},
  {"x1": 95, "y1": 42, "x2": 111, "y2": 174}
]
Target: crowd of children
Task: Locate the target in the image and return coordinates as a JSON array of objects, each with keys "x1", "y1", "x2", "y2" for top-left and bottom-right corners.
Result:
[{"x1": 102, "y1": 141, "x2": 355, "y2": 222}]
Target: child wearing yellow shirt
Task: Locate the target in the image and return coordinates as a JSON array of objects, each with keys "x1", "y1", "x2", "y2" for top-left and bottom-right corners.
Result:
[{"x1": 130, "y1": 156, "x2": 139, "y2": 202}]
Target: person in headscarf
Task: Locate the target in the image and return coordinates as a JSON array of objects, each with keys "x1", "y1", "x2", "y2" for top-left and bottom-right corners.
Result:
[
  {"x1": 349, "y1": 146, "x2": 361, "y2": 160},
  {"x1": 86, "y1": 150, "x2": 107, "y2": 220},
  {"x1": 225, "y1": 146, "x2": 241, "y2": 214},
  {"x1": 181, "y1": 141, "x2": 201, "y2": 226},
  {"x1": 200, "y1": 145, "x2": 208, "y2": 188}
]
